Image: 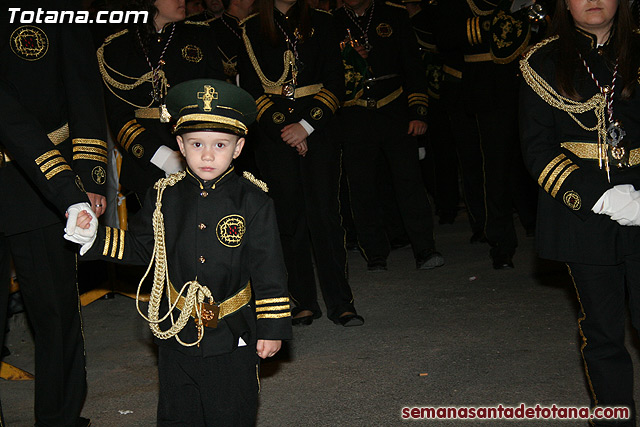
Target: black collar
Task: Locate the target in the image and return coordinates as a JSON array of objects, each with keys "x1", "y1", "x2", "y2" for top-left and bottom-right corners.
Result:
[{"x1": 186, "y1": 165, "x2": 236, "y2": 190}]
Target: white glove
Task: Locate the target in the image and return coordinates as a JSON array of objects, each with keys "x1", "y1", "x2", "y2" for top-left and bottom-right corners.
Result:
[
  {"x1": 151, "y1": 145, "x2": 185, "y2": 176},
  {"x1": 418, "y1": 147, "x2": 426, "y2": 161},
  {"x1": 592, "y1": 184, "x2": 640, "y2": 215},
  {"x1": 610, "y1": 200, "x2": 640, "y2": 226},
  {"x1": 64, "y1": 202, "x2": 98, "y2": 255}
]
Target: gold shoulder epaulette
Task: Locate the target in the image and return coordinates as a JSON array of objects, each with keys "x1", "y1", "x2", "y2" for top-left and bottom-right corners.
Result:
[
  {"x1": 153, "y1": 171, "x2": 187, "y2": 190},
  {"x1": 521, "y1": 35, "x2": 559, "y2": 62},
  {"x1": 313, "y1": 8, "x2": 333, "y2": 15},
  {"x1": 385, "y1": 1, "x2": 406, "y2": 9},
  {"x1": 239, "y1": 12, "x2": 259, "y2": 26},
  {"x1": 184, "y1": 20, "x2": 211, "y2": 26},
  {"x1": 102, "y1": 28, "x2": 128, "y2": 45},
  {"x1": 242, "y1": 171, "x2": 269, "y2": 192}
]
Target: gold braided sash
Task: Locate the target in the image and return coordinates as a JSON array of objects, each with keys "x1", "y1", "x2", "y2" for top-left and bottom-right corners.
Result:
[{"x1": 520, "y1": 36, "x2": 610, "y2": 179}]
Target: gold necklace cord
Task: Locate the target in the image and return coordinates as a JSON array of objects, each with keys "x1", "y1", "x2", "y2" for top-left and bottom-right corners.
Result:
[
  {"x1": 520, "y1": 36, "x2": 609, "y2": 160},
  {"x1": 466, "y1": 0, "x2": 494, "y2": 16},
  {"x1": 134, "y1": 171, "x2": 214, "y2": 347},
  {"x1": 241, "y1": 25, "x2": 295, "y2": 88},
  {"x1": 97, "y1": 44, "x2": 169, "y2": 109}
]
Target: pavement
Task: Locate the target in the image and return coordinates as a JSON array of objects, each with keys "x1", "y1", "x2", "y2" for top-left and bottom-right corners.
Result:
[{"x1": 3, "y1": 213, "x2": 640, "y2": 426}]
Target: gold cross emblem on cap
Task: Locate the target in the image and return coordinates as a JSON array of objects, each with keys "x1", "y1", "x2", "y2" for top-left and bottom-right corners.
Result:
[{"x1": 197, "y1": 85, "x2": 218, "y2": 111}]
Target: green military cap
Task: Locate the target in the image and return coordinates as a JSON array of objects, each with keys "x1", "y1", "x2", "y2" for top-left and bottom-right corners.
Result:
[{"x1": 166, "y1": 79, "x2": 257, "y2": 136}]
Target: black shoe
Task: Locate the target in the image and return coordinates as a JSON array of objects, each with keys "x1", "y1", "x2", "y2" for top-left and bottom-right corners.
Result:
[
  {"x1": 470, "y1": 231, "x2": 488, "y2": 244},
  {"x1": 390, "y1": 237, "x2": 410, "y2": 250},
  {"x1": 291, "y1": 309, "x2": 321, "y2": 326},
  {"x1": 77, "y1": 417, "x2": 91, "y2": 427},
  {"x1": 334, "y1": 313, "x2": 364, "y2": 327},
  {"x1": 492, "y1": 256, "x2": 514, "y2": 270},
  {"x1": 438, "y1": 212, "x2": 456, "y2": 225},
  {"x1": 345, "y1": 240, "x2": 360, "y2": 252},
  {"x1": 416, "y1": 249, "x2": 445, "y2": 270},
  {"x1": 367, "y1": 258, "x2": 387, "y2": 272}
]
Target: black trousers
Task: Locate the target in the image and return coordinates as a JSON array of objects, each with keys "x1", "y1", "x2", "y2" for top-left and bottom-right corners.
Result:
[
  {"x1": 568, "y1": 258, "x2": 640, "y2": 427},
  {"x1": 441, "y1": 79, "x2": 486, "y2": 235},
  {"x1": 472, "y1": 108, "x2": 518, "y2": 259},
  {"x1": 339, "y1": 107, "x2": 436, "y2": 262},
  {"x1": 422, "y1": 99, "x2": 460, "y2": 219},
  {"x1": 0, "y1": 222, "x2": 86, "y2": 427},
  {"x1": 157, "y1": 345, "x2": 259, "y2": 426},
  {"x1": 255, "y1": 127, "x2": 355, "y2": 321}
]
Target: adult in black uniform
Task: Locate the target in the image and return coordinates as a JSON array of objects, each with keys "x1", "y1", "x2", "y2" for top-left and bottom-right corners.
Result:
[
  {"x1": 239, "y1": 0, "x2": 364, "y2": 326},
  {"x1": 407, "y1": 0, "x2": 461, "y2": 226},
  {"x1": 98, "y1": 0, "x2": 224, "y2": 202},
  {"x1": 520, "y1": 0, "x2": 640, "y2": 423},
  {"x1": 333, "y1": 0, "x2": 445, "y2": 271},
  {"x1": 438, "y1": 0, "x2": 537, "y2": 269},
  {"x1": 0, "y1": 1, "x2": 107, "y2": 424},
  {"x1": 436, "y1": 1, "x2": 488, "y2": 244}
]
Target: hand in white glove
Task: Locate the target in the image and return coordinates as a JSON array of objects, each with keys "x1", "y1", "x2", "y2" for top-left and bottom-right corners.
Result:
[
  {"x1": 610, "y1": 200, "x2": 640, "y2": 226},
  {"x1": 151, "y1": 145, "x2": 185, "y2": 176},
  {"x1": 592, "y1": 184, "x2": 640, "y2": 215},
  {"x1": 64, "y1": 202, "x2": 98, "y2": 255}
]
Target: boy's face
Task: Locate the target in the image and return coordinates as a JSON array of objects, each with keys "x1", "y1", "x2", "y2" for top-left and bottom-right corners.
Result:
[{"x1": 177, "y1": 131, "x2": 244, "y2": 181}]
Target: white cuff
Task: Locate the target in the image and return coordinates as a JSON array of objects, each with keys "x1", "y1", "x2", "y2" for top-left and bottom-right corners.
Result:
[
  {"x1": 150, "y1": 145, "x2": 173, "y2": 169},
  {"x1": 299, "y1": 119, "x2": 315, "y2": 136}
]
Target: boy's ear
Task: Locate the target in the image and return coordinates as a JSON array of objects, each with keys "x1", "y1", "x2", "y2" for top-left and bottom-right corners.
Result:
[
  {"x1": 176, "y1": 135, "x2": 186, "y2": 157},
  {"x1": 233, "y1": 137, "x2": 245, "y2": 159}
]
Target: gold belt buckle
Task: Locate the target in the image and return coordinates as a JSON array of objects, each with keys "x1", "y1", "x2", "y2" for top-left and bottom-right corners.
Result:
[
  {"x1": 608, "y1": 145, "x2": 630, "y2": 168},
  {"x1": 197, "y1": 302, "x2": 220, "y2": 328},
  {"x1": 366, "y1": 98, "x2": 377, "y2": 109}
]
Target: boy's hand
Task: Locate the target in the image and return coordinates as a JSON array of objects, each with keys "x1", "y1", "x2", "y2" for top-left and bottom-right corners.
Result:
[
  {"x1": 256, "y1": 339, "x2": 282, "y2": 359},
  {"x1": 64, "y1": 202, "x2": 98, "y2": 255}
]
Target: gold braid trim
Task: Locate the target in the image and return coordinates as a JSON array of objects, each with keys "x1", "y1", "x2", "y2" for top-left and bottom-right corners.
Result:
[
  {"x1": 466, "y1": 0, "x2": 494, "y2": 16},
  {"x1": 243, "y1": 171, "x2": 269, "y2": 192},
  {"x1": 520, "y1": 36, "x2": 610, "y2": 176},
  {"x1": 135, "y1": 171, "x2": 218, "y2": 347},
  {"x1": 241, "y1": 24, "x2": 295, "y2": 88},
  {"x1": 97, "y1": 36, "x2": 168, "y2": 109}
]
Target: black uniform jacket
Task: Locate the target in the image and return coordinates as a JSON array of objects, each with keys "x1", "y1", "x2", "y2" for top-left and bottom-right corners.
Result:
[
  {"x1": 437, "y1": 0, "x2": 520, "y2": 112},
  {"x1": 238, "y1": 8, "x2": 345, "y2": 143},
  {"x1": 520, "y1": 30, "x2": 640, "y2": 265},
  {"x1": 410, "y1": 2, "x2": 443, "y2": 101},
  {"x1": 0, "y1": 0, "x2": 107, "y2": 235},
  {"x1": 98, "y1": 22, "x2": 224, "y2": 196},
  {"x1": 211, "y1": 13, "x2": 245, "y2": 82},
  {"x1": 333, "y1": 1, "x2": 429, "y2": 121},
  {"x1": 85, "y1": 166, "x2": 292, "y2": 356}
]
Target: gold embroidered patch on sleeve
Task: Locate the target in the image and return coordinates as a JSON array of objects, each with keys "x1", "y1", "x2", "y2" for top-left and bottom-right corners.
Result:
[
  {"x1": 272, "y1": 112, "x2": 285, "y2": 124},
  {"x1": 216, "y1": 215, "x2": 246, "y2": 247},
  {"x1": 132, "y1": 144, "x2": 144, "y2": 158},
  {"x1": 563, "y1": 191, "x2": 582, "y2": 210},
  {"x1": 92, "y1": 166, "x2": 107, "y2": 185},
  {"x1": 310, "y1": 107, "x2": 324, "y2": 120}
]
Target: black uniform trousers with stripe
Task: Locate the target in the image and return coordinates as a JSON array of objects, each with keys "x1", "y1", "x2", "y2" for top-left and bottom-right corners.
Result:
[
  {"x1": 254, "y1": 127, "x2": 355, "y2": 321},
  {"x1": 339, "y1": 106, "x2": 436, "y2": 263},
  {"x1": 568, "y1": 258, "x2": 640, "y2": 427},
  {"x1": 0, "y1": 222, "x2": 86, "y2": 427}
]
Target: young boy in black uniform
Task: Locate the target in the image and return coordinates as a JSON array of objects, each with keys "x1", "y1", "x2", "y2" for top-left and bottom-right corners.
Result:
[{"x1": 66, "y1": 79, "x2": 292, "y2": 426}]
